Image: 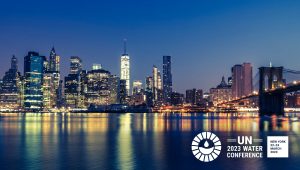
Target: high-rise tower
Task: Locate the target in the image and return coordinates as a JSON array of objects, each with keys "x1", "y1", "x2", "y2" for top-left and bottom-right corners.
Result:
[
  {"x1": 49, "y1": 47, "x2": 60, "y2": 72},
  {"x1": 231, "y1": 63, "x2": 253, "y2": 99},
  {"x1": 0, "y1": 55, "x2": 22, "y2": 109},
  {"x1": 163, "y1": 56, "x2": 172, "y2": 104},
  {"x1": 120, "y1": 39, "x2": 130, "y2": 95},
  {"x1": 24, "y1": 52, "x2": 45, "y2": 110}
]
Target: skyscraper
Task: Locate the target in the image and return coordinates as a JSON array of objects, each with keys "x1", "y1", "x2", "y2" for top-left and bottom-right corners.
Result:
[
  {"x1": 24, "y1": 52, "x2": 45, "y2": 110},
  {"x1": 119, "y1": 79, "x2": 127, "y2": 104},
  {"x1": 152, "y1": 66, "x2": 159, "y2": 101},
  {"x1": 45, "y1": 47, "x2": 61, "y2": 108},
  {"x1": 49, "y1": 47, "x2": 60, "y2": 72},
  {"x1": 65, "y1": 56, "x2": 82, "y2": 108},
  {"x1": 109, "y1": 75, "x2": 120, "y2": 104},
  {"x1": 163, "y1": 56, "x2": 172, "y2": 104},
  {"x1": 132, "y1": 80, "x2": 143, "y2": 95},
  {"x1": 65, "y1": 74, "x2": 80, "y2": 108},
  {"x1": 242, "y1": 63, "x2": 253, "y2": 96},
  {"x1": 231, "y1": 63, "x2": 253, "y2": 99},
  {"x1": 145, "y1": 76, "x2": 153, "y2": 107},
  {"x1": 85, "y1": 69, "x2": 111, "y2": 105},
  {"x1": 0, "y1": 55, "x2": 22, "y2": 109},
  {"x1": 70, "y1": 56, "x2": 82, "y2": 74},
  {"x1": 152, "y1": 66, "x2": 163, "y2": 105},
  {"x1": 43, "y1": 72, "x2": 56, "y2": 109},
  {"x1": 145, "y1": 76, "x2": 153, "y2": 90},
  {"x1": 120, "y1": 39, "x2": 130, "y2": 95},
  {"x1": 231, "y1": 64, "x2": 243, "y2": 99},
  {"x1": 195, "y1": 89, "x2": 203, "y2": 105},
  {"x1": 186, "y1": 89, "x2": 196, "y2": 105}
]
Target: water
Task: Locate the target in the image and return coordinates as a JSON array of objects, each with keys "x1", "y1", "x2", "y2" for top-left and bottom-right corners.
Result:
[{"x1": 0, "y1": 112, "x2": 299, "y2": 170}]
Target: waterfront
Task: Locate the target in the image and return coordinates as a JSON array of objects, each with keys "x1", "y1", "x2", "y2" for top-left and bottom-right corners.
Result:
[{"x1": 0, "y1": 113, "x2": 300, "y2": 170}]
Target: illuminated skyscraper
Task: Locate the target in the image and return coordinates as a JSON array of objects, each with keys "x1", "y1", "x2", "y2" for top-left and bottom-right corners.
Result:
[
  {"x1": 152, "y1": 66, "x2": 159, "y2": 100},
  {"x1": 152, "y1": 66, "x2": 163, "y2": 104},
  {"x1": 85, "y1": 69, "x2": 111, "y2": 105},
  {"x1": 145, "y1": 76, "x2": 153, "y2": 107},
  {"x1": 70, "y1": 56, "x2": 82, "y2": 74},
  {"x1": 163, "y1": 56, "x2": 172, "y2": 104},
  {"x1": 146, "y1": 76, "x2": 153, "y2": 90},
  {"x1": 24, "y1": 52, "x2": 45, "y2": 110},
  {"x1": 210, "y1": 76, "x2": 232, "y2": 105},
  {"x1": 157, "y1": 71, "x2": 162, "y2": 90},
  {"x1": 92, "y1": 63, "x2": 102, "y2": 70},
  {"x1": 43, "y1": 72, "x2": 56, "y2": 109},
  {"x1": 231, "y1": 63, "x2": 253, "y2": 98},
  {"x1": 195, "y1": 89, "x2": 203, "y2": 105},
  {"x1": 45, "y1": 47, "x2": 61, "y2": 108},
  {"x1": 49, "y1": 47, "x2": 60, "y2": 72},
  {"x1": 65, "y1": 56, "x2": 82, "y2": 108},
  {"x1": 109, "y1": 75, "x2": 120, "y2": 104},
  {"x1": 0, "y1": 55, "x2": 22, "y2": 109},
  {"x1": 120, "y1": 39, "x2": 130, "y2": 95},
  {"x1": 132, "y1": 80, "x2": 143, "y2": 95}
]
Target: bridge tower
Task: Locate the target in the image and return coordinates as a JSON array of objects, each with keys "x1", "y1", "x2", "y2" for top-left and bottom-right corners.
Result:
[{"x1": 258, "y1": 66, "x2": 284, "y2": 116}]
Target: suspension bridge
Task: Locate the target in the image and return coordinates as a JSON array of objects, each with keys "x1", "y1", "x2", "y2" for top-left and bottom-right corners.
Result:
[{"x1": 220, "y1": 66, "x2": 300, "y2": 116}]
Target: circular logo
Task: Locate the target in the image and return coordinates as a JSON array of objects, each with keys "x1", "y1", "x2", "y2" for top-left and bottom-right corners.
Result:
[{"x1": 191, "y1": 132, "x2": 221, "y2": 162}]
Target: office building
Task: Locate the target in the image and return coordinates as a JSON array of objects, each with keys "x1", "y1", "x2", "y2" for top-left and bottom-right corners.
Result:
[
  {"x1": 195, "y1": 89, "x2": 203, "y2": 105},
  {"x1": 92, "y1": 63, "x2": 102, "y2": 70},
  {"x1": 232, "y1": 63, "x2": 253, "y2": 99},
  {"x1": 145, "y1": 76, "x2": 153, "y2": 107},
  {"x1": 109, "y1": 75, "x2": 120, "y2": 104},
  {"x1": 85, "y1": 69, "x2": 111, "y2": 105},
  {"x1": 132, "y1": 80, "x2": 143, "y2": 95},
  {"x1": 70, "y1": 56, "x2": 82, "y2": 75},
  {"x1": 186, "y1": 89, "x2": 196, "y2": 105},
  {"x1": 65, "y1": 56, "x2": 82, "y2": 108},
  {"x1": 210, "y1": 76, "x2": 232, "y2": 105},
  {"x1": 0, "y1": 55, "x2": 22, "y2": 109},
  {"x1": 24, "y1": 52, "x2": 45, "y2": 110},
  {"x1": 242, "y1": 63, "x2": 253, "y2": 96},
  {"x1": 119, "y1": 79, "x2": 127, "y2": 104},
  {"x1": 171, "y1": 92, "x2": 184, "y2": 106},
  {"x1": 163, "y1": 56, "x2": 172, "y2": 104},
  {"x1": 120, "y1": 40, "x2": 130, "y2": 95},
  {"x1": 152, "y1": 66, "x2": 162, "y2": 103}
]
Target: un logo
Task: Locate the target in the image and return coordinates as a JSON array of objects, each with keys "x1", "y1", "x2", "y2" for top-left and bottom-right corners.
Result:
[{"x1": 191, "y1": 132, "x2": 221, "y2": 162}]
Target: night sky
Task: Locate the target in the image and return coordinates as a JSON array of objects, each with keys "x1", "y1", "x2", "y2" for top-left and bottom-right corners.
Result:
[{"x1": 1, "y1": 0, "x2": 300, "y2": 92}]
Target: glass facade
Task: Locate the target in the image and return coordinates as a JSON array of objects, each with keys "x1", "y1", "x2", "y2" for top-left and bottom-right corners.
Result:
[
  {"x1": 24, "y1": 52, "x2": 45, "y2": 110},
  {"x1": 163, "y1": 56, "x2": 172, "y2": 104}
]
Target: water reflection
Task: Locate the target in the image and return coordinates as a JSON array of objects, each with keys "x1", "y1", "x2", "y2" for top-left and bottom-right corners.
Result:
[{"x1": 0, "y1": 113, "x2": 300, "y2": 169}]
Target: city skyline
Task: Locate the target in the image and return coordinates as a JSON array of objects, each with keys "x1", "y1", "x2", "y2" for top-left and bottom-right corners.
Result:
[
  {"x1": 0, "y1": 45, "x2": 287, "y2": 93},
  {"x1": 1, "y1": 1, "x2": 300, "y2": 170},
  {"x1": 1, "y1": 0, "x2": 300, "y2": 92}
]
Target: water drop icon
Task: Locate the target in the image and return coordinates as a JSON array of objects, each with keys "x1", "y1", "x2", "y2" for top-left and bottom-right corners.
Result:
[{"x1": 204, "y1": 140, "x2": 209, "y2": 147}]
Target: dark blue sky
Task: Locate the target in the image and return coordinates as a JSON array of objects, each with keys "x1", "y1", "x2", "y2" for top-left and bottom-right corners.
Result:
[{"x1": 1, "y1": 0, "x2": 300, "y2": 92}]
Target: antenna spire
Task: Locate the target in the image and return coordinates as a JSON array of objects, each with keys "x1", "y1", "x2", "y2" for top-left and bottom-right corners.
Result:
[{"x1": 123, "y1": 38, "x2": 127, "y2": 54}]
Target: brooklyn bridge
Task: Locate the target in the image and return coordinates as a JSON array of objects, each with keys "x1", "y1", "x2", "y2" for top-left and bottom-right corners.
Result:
[{"x1": 220, "y1": 66, "x2": 300, "y2": 116}]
